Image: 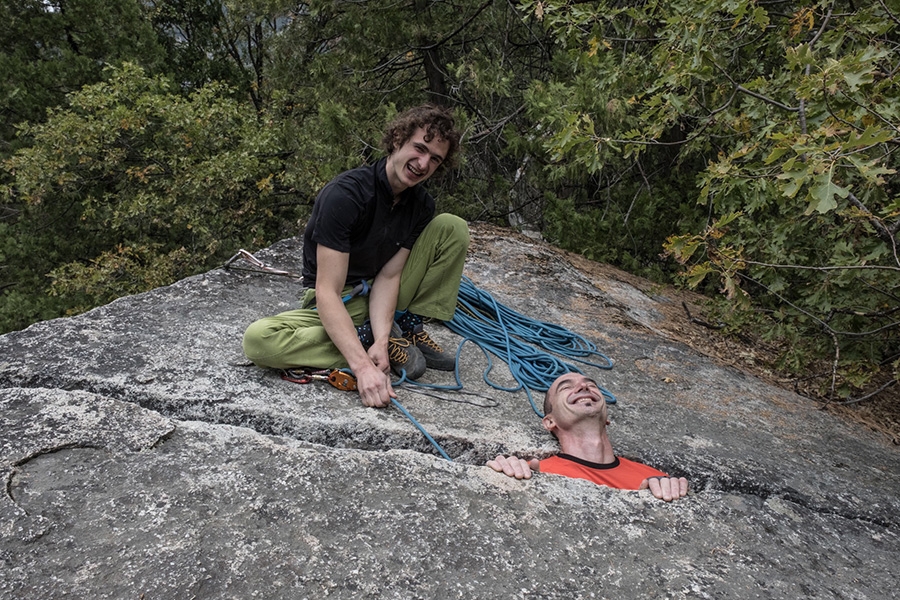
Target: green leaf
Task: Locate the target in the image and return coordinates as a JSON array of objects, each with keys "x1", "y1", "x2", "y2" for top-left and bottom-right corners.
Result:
[
  {"x1": 844, "y1": 126, "x2": 893, "y2": 149},
  {"x1": 806, "y1": 171, "x2": 849, "y2": 215},
  {"x1": 845, "y1": 154, "x2": 895, "y2": 184},
  {"x1": 763, "y1": 146, "x2": 789, "y2": 165},
  {"x1": 664, "y1": 235, "x2": 701, "y2": 263},
  {"x1": 685, "y1": 263, "x2": 715, "y2": 288},
  {"x1": 777, "y1": 169, "x2": 808, "y2": 199},
  {"x1": 842, "y1": 68, "x2": 874, "y2": 91}
]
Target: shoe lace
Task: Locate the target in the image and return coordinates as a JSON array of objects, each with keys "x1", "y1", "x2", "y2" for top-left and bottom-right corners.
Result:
[
  {"x1": 387, "y1": 335, "x2": 412, "y2": 364},
  {"x1": 411, "y1": 330, "x2": 443, "y2": 353}
]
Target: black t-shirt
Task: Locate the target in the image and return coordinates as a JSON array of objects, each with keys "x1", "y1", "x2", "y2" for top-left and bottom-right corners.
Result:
[{"x1": 301, "y1": 157, "x2": 435, "y2": 287}]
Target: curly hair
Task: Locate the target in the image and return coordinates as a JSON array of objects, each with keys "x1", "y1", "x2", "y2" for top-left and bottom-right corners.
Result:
[{"x1": 381, "y1": 104, "x2": 461, "y2": 172}]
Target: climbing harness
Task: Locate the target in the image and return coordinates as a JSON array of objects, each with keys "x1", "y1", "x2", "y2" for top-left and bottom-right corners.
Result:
[
  {"x1": 343, "y1": 280, "x2": 370, "y2": 304},
  {"x1": 281, "y1": 368, "x2": 358, "y2": 392},
  {"x1": 305, "y1": 279, "x2": 370, "y2": 309}
]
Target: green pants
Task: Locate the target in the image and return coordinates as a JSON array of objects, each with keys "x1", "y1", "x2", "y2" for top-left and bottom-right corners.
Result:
[{"x1": 242, "y1": 213, "x2": 469, "y2": 369}]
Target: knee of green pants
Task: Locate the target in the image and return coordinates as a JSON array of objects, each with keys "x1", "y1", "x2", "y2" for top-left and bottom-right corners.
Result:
[
  {"x1": 398, "y1": 215, "x2": 469, "y2": 319},
  {"x1": 431, "y1": 213, "x2": 469, "y2": 244},
  {"x1": 242, "y1": 317, "x2": 275, "y2": 365},
  {"x1": 242, "y1": 293, "x2": 372, "y2": 368}
]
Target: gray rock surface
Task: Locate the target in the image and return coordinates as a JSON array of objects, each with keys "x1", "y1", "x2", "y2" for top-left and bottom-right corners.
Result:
[{"x1": 1, "y1": 223, "x2": 898, "y2": 599}]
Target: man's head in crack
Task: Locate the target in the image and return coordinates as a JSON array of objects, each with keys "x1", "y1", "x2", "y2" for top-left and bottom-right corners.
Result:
[{"x1": 487, "y1": 372, "x2": 689, "y2": 502}]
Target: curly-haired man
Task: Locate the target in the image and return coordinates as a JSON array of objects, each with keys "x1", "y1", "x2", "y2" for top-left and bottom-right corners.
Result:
[{"x1": 243, "y1": 104, "x2": 469, "y2": 408}]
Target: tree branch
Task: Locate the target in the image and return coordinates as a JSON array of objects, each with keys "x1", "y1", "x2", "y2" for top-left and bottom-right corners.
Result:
[
  {"x1": 798, "y1": 3, "x2": 833, "y2": 134},
  {"x1": 834, "y1": 378, "x2": 897, "y2": 406},
  {"x1": 740, "y1": 273, "x2": 900, "y2": 338},
  {"x1": 371, "y1": 0, "x2": 493, "y2": 74},
  {"x1": 837, "y1": 89, "x2": 900, "y2": 138},
  {"x1": 681, "y1": 301, "x2": 724, "y2": 330},
  {"x1": 739, "y1": 258, "x2": 900, "y2": 273},
  {"x1": 807, "y1": 3, "x2": 833, "y2": 47},
  {"x1": 419, "y1": 0, "x2": 494, "y2": 52},
  {"x1": 733, "y1": 83, "x2": 799, "y2": 112},
  {"x1": 467, "y1": 105, "x2": 526, "y2": 142},
  {"x1": 877, "y1": 0, "x2": 900, "y2": 27},
  {"x1": 713, "y1": 63, "x2": 798, "y2": 112}
]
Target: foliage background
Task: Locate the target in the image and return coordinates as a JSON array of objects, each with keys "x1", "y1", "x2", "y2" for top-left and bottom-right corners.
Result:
[{"x1": 1, "y1": 0, "x2": 898, "y2": 408}]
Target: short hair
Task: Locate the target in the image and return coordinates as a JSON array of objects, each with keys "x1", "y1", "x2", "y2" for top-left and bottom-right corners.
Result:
[
  {"x1": 381, "y1": 104, "x2": 461, "y2": 172},
  {"x1": 543, "y1": 387, "x2": 554, "y2": 417},
  {"x1": 542, "y1": 387, "x2": 558, "y2": 439}
]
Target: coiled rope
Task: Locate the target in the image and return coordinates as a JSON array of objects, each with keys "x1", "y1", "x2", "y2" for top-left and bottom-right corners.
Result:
[{"x1": 444, "y1": 276, "x2": 615, "y2": 413}]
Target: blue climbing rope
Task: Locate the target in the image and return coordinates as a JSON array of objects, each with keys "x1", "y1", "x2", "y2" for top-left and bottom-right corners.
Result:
[
  {"x1": 391, "y1": 397, "x2": 452, "y2": 461},
  {"x1": 240, "y1": 250, "x2": 619, "y2": 461}
]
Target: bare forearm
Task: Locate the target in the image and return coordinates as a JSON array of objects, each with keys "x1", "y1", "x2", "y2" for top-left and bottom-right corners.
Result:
[
  {"x1": 368, "y1": 248, "x2": 408, "y2": 343},
  {"x1": 316, "y1": 291, "x2": 373, "y2": 372},
  {"x1": 368, "y1": 273, "x2": 401, "y2": 343}
]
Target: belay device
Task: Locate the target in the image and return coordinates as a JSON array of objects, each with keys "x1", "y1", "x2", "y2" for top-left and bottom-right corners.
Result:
[{"x1": 281, "y1": 369, "x2": 358, "y2": 392}]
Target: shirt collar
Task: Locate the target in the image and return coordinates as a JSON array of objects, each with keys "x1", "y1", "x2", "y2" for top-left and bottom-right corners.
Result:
[
  {"x1": 375, "y1": 156, "x2": 417, "y2": 206},
  {"x1": 556, "y1": 453, "x2": 620, "y2": 470}
]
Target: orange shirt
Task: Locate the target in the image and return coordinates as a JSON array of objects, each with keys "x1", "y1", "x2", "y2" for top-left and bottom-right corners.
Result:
[{"x1": 539, "y1": 454, "x2": 667, "y2": 490}]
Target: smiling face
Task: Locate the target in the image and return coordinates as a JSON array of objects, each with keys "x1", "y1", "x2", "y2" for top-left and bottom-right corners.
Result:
[
  {"x1": 384, "y1": 127, "x2": 449, "y2": 195},
  {"x1": 542, "y1": 373, "x2": 608, "y2": 434}
]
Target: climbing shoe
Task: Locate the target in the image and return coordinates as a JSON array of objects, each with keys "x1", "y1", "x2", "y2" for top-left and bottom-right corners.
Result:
[
  {"x1": 357, "y1": 320, "x2": 426, "y2": 380},
  {"x1": 396, "y1": 312, "x2": 456, "y2": 372},
  {"x1": 388, "y1": 323, "x2": 426, "y2": 379}
]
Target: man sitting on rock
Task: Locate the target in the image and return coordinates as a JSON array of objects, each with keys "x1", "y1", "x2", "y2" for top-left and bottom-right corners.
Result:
[
  {"x1": 242, "y1": 104, "x2": 469, "y2": 409},
  {"x1": 488, "y1": 372, "x2": 689, "y2": 502}
]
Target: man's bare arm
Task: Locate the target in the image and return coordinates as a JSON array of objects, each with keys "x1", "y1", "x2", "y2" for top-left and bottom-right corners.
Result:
[
  {"x1": 366, "y1": 248, "x2": 410, "y2": 373},
  {"x1": 315, "y1": 245, "x2": 394, "y2": 408}
]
